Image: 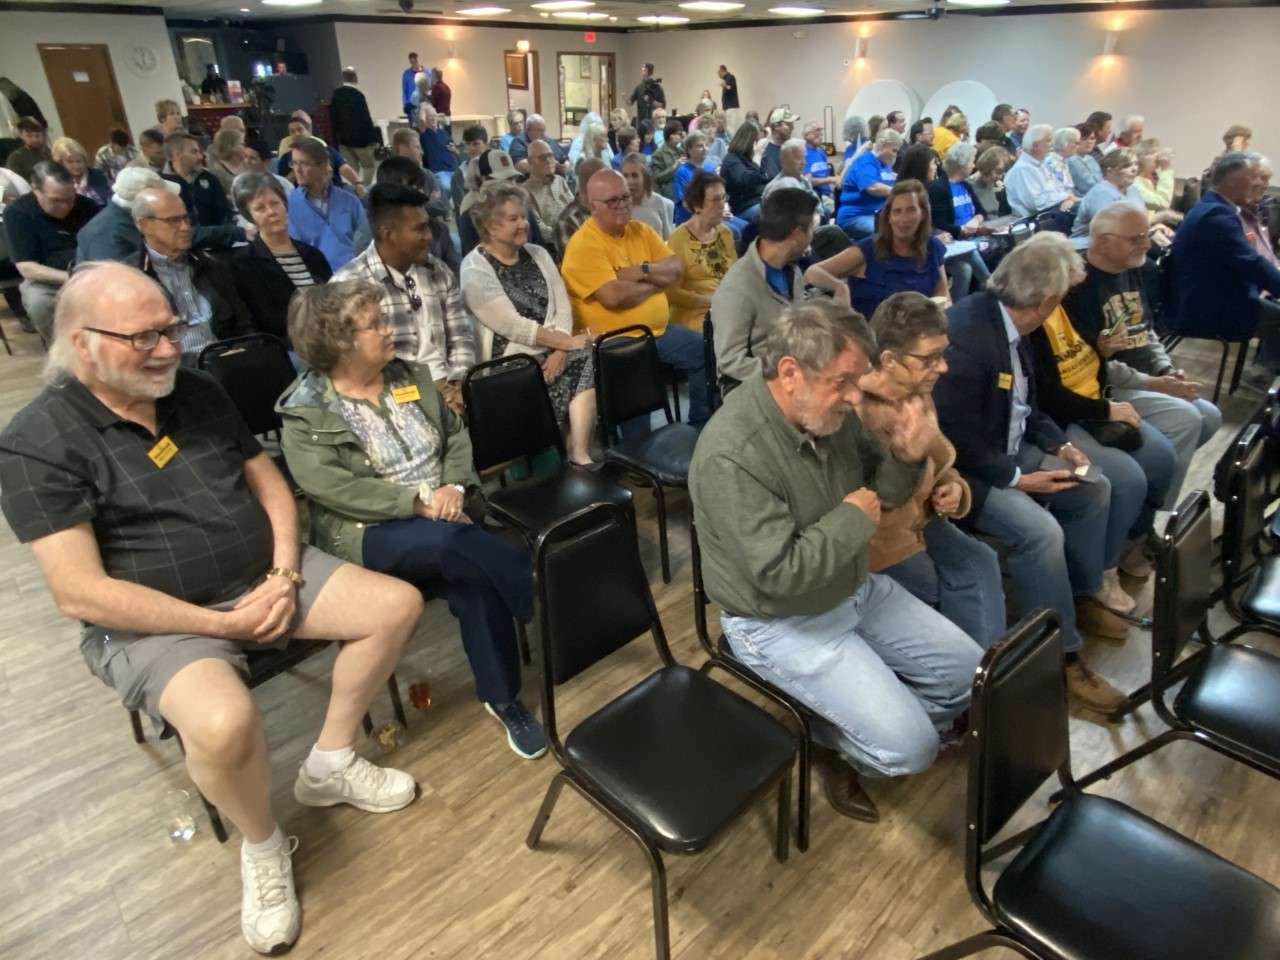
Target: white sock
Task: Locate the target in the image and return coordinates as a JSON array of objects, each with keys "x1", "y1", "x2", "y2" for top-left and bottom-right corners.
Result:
[
  {"x1": 303, "y1": 744, "x2": 355, "y2": 780},
  {"x1": 242, "y1": 825, "x2": 285, "y2": 859}
]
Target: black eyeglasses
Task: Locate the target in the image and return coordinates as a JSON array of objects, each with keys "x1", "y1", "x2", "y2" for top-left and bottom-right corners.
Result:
[
  {"x1": 900, "y1": 349, "x2": 948, "y2": 370},
  {"x1": 84, "y1": 322, "x2": 190, "y2": 350},
  {"x1": 386, "y1": 268, "x2": 423, "y2": 312}
]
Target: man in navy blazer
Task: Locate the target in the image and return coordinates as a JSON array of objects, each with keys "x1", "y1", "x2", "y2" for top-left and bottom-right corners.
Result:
[
  {"x1": 1163, "y1": 152, "x2": 1280, "y2": 384},
  {"x1": 933, "y1": 233, "x2": 1126, "y2": 713}
]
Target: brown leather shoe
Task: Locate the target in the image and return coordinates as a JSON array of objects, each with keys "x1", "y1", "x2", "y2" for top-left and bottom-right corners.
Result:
[
  {"x1": 812, "y1": 746, "x2": 879, "y2": 822},
  {"x1": 1074, "y1": 597, "x2": 1129, "y2": 643},
  {"x1": 1065, "y1": 660, "x2": 1127, "y2": 715}
]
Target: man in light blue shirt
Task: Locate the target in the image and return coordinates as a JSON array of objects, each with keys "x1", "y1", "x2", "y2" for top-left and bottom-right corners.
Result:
[{"x1": 1004, "y1": 124, "x2": 1079, "y2": 222}]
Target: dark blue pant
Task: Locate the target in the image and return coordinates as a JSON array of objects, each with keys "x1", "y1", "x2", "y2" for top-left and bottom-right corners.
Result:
[
  {"x1": 362, "y1": 517, "x2": 532, "y2": 704},
  {"x1": 619, "y1": 324, "x2": 709, "y2": 437}
]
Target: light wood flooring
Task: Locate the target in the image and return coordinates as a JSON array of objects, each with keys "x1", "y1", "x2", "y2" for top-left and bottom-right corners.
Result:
[{"x1": 1, "y1": 309, "x2": 1277, "y2": 960}]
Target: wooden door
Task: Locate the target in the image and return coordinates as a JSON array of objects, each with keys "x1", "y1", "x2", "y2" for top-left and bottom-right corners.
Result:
[{"x1": 37, "y1": 44, "x2": 131, "y2": 150}]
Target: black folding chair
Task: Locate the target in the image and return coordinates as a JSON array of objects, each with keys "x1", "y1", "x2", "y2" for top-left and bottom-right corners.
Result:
[
  {"x1": 917, "y1": 609, "x2": 1280, "y2": 960},
  {"x1": 1066, "y1": 492, "x2": 1280, "y2": 795},
  {"x1": 702, "y1": 313, "x2": 722, "y2": 414},
  {"x1": 128, "y1": 643, "x2": 406, "y2": 843},
  {"x1": 1221, "y1": 423, "x2": 1280, "y2": 630},
  {"x1": 525, "y1": 504, "x2": 800, "y2": 960},
  {"x1": 593, "y1": 326, "x2": 700, "y2": 583},
  {"x1": 690, "y1": 518, "x2": 813, "y2": 851},
  {"x1": 462, "y1": 353, "x2": 633, "y2": 543}
]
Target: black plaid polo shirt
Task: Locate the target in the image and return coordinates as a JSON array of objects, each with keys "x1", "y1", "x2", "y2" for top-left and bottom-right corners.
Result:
[{"x1": 0, "y1": 370, "x2": 274, "y2": 606}]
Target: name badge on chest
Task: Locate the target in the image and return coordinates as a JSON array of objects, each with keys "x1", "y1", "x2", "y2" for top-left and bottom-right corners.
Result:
[
  {"x1": 391, "y1": 384, "x2": 422, "y2": 404},
  {"x1": 147, "y1": 436, "x2": 179, "y2": 468},
  {"x1": 998, "y1": 372, "x2": 1013, "y2": 391}
]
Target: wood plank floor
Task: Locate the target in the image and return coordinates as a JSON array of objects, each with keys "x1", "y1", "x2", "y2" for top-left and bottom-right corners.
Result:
[{"x1": 1, "y1": 308, "x2": 1276, "y2": 960}]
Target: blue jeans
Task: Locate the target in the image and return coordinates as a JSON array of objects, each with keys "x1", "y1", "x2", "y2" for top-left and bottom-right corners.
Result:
[
  {"x1": 970, "y1": 442, "x2": 1112, "y2": 653},
  {"x1": 722, "y1": 576, "x2": 982, "y2": 777},
  {"x1": 362, "y1": 517, "x2": 532, "y2": 705},
  {"x1": 1066, "y1": 421, "x2": 1176, "y2": 561},
  {"x1": 620, "y1": 323, "x2": 709, "y2": 436},
  {"x1": 840, "y1": 214, "x2": 877, "y2": 240},
  {"x1": 1113, "y1": 389, "x2": 1221, "y2": 509},
  {"x1": 733, "y1": 204, "x2": 761, "y2": 254},
  {"x1": 945, "y1": 248, "x2": 991, "y2": 302},
  {"x1": 880, "y1": 519, "x2": 1007, "y2": 650}
]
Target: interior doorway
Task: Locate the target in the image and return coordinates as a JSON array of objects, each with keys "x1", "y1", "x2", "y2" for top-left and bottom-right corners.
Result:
[
  {"x1": 37, "y1": 44, "x2": 130, "y2": 150},
  {"x1": 503, "y1": 49, "x2": 540, "y2": 130},
  {"x1": 556, "y1": 52, "x2": 615, "y2": 141}
]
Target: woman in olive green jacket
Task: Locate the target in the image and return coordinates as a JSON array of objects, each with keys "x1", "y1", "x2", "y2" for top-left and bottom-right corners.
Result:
[{"x1": 278, "y1": 279, "x2": 546, "y2": 759}]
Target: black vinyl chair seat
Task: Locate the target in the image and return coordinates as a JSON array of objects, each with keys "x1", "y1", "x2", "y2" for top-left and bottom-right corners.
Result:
[
  {"x1": 604, "y1": 423, "x2": 700, "y2": 487},
  {"x1": 1173, "y1": 643, "x2": 1280, "y2": 761},
  {"x1": 486, "y1": 465, "x2": 633, "y2": 534},
  {"x1": 993, "y1": 793, "x2": 1280, "y2": 960},
  {"x1": 564, "y1": 664, "x2": 796, "y2": 853},
  {"x1": 1240, "y1": 558, "x2": 1280, "y2": 625}
]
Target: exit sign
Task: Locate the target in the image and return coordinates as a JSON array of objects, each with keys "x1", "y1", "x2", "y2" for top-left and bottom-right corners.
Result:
[{"x1": 584, "y1": 31, "x2": 596, "y2": 42}]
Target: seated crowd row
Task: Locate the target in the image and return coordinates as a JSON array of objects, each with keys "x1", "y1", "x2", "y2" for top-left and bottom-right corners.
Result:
[{"x1": 0, "y1": 91, "x2": 1277, "y2": 956}]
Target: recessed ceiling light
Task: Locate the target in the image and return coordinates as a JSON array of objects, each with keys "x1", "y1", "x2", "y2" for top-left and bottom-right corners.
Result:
[
  {"x1": 531, "y1": 0, "x2": 593, "y2": 9},
  {"x1": 456, "y1": 4, "x2": 510, "y2": 12},
  {"x1": 768, "y1": 4, "x2": 826, "y2": 13},
  {"x1": 946, "y1": 0, "x2": 1009, "y2": 6},
  {"x1": 552, "y1": 9, "x2": 607, "y2": 15},
  {"x1": 637, "y1": 14, "x2": 690, "y2": 23},
  {"x1": 679, "y1": 1, "x2": 745, "y2": 11}
]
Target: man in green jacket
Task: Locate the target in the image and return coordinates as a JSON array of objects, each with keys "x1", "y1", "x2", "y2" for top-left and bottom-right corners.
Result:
[
  {"x1": 649, "y1": 120, "x2": 684, "y2": 201},
  {"x1": 689, "y1": 300, "x2": 982, "y2": 822}
]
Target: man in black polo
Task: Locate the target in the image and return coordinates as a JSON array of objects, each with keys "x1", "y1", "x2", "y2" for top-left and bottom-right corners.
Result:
[
  {"x1": 2, "y1": 160, "x2": 96, "y2": 338},
  {"x1": 718, "y1": 64, "x2": 740, "y2": 129},
  {"x1": 161, "y1": 131, "x2": 234, "y2": 228},
  {"x1": 0, "y1": 262, "x2": 424, "y2": 956}
]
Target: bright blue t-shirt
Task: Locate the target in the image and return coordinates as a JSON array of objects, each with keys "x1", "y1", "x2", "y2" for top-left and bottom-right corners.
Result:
[
  {"x1": 805, "y1": 145, "x2": 834, "y2": 196},
  {"x1": 949, "y1": 181, "x2": 976, "y2": 227},
  {"x1": 849, "y1": 235, "x2": 946, "y2": 318},
  {"x1": 837, "y1": 152, "x2": 897, "y2": 225},
  {"x1": 672, "y1": 159, "x2": 717, "y2": 224}
]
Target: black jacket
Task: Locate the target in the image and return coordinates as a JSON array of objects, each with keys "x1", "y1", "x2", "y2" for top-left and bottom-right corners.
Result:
[
  {"x1": 231, "y1": 237, "x2": 332, "y2": 342},
  {"x1": 721, "y1": 151, "x2": 769, "y2": 215},
  {"x1": 927, "y1": 177, "x2": 982, "y2": 236},
  {"x1": 163, "y1": 169, "x2": 234, "y2": 228},
  {"x1": 933, "y1": 292, "x2": 1068, "y2": 513},
  {"x1": 330, "y1": 84, "x2": 379, "y2": 149},
  {"x1": 137, "y1": 246, "x2": 253, "y2": 344}
]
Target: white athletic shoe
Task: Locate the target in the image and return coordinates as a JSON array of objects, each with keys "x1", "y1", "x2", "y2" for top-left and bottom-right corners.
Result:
[
  {"x1": 293, "y1": 755, "x2": 416, "y2": 813},
  {"x1": 1094, "y1": 568, "x2": 1136, "y2": 615},
  {"x1": 241, "y1": 835, "x2": 301, "y2": 955}
]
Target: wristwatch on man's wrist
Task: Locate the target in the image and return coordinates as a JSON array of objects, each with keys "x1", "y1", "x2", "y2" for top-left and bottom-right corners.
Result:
[
  {"x1": 641, "y1": 261, "x2": 651, "y2": 275},
  {"x1": 267, "y1": 567, "x2": 305, "y2": 588}
]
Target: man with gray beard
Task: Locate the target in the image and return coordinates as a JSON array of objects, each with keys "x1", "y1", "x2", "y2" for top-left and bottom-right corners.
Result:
[
  {"x1": 0, "y1": 263, "x2": 425, "y2": 955},
  {"x1": 688, "y1": 299, "x2": 981, "y2": 823}
]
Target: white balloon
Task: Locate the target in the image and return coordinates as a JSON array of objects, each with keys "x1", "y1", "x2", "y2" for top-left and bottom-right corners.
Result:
[
  {"x1": 921, "y1": 80, "x2": 1000, "y2": 136},
  {"x1": 844, "y1": 79, "x2": 922, "y2": 130}
]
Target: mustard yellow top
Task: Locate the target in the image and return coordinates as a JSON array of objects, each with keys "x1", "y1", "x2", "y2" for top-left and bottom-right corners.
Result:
[
  {"x1": 932, "y1": 126, "x2": 961, "y2": 160},
  {"x1": 561, "y1": 217, "x2": 674, "y2": 335},
  {"x1": 667, "y1": 223, "x2": 737, "y2": 330}
]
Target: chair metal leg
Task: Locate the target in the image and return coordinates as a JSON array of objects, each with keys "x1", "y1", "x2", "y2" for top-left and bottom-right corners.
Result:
[
  {"x1": 526, "y1": 770, "x2": 569, "y2": 848},
  {"x1": 175, "y1": 732, "x2": 230, "y2": 843},
  {"x1": 645, "y1": 843, "x2": 672, "y2": 960},
  {"x1": 916, "y1": 930, "x2": 1041, "y2": 960},
  {"x1": 1108, "y1": 653, "x2": 1204, "y2": 721},
  {"x1": 1228, "y1": 337, "x2": 1253, "y2": 396},
  {"x1": 1212, "y1": 340, "x2": 1232, "y2": 404},
  {"x1": 1053, "y1": 729, "x2": 1183, "y2": 801},
  {"x1": 129, "y1": 709, "x2": 146, "y2": 744},
  {"x1": 795, "y1": 716, "x2": 811, "y2": 853},
  {"x1": 653, "y1": 483, "x2": 671, "y2": 584},
  {"x1": 387, "y1": 672, "x2": 407, "y2": 728},
  {"x1": 774, "y1": 770, "x2": 791, "y2": 863}
]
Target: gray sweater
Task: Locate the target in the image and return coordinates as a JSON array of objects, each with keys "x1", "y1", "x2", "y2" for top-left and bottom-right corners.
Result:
[{"x1": 710, "y1": 240, "x2": 805, "y2": 386}]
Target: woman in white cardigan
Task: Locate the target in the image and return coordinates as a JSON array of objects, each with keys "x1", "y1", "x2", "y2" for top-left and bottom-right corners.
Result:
[{"x1": 461, "y1": 181, "x2": 598, "y2": 465}]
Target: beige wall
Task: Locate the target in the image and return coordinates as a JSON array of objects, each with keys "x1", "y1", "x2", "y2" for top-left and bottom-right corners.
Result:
[
  {"x1": 334, "y1": 22, "x2": 628, "y2": 138},
  {"x1": 616, "y1": 8, "x2": 1279, "y2": 175},
  {"x1": 0, "y1": 11, "x2": 186, "y2": 143}
]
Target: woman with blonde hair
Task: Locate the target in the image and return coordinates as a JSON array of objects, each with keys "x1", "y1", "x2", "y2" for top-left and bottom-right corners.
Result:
[
  {"x1": 931, "y1": 111, "x2": 967, "y2": 158},
  {"x1": 50, "y1": 136, "x2": 109, "y2": 207}
]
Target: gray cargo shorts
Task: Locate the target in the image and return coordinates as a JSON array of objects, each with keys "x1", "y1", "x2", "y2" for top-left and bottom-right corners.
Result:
[{"x1": 80, "y1": 546, "x2": 345, "y2": 723}]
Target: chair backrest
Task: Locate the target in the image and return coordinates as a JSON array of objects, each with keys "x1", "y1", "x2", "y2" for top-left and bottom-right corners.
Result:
[
  {"x1": 1212, "y1": 386, "x2": 1276, "y2": 502},
  {"x1": 197, "y1": 333, "x2": 296, "y2": 436},
  {"x1": 1221, "y1": 423, "x2": 1269, "y2": 592},
  {"x1": 533, "y1": 503, "x2": 672, "y2": 750},
  {"x1": 462, "y1": 353, "x2": 565, "y2": 471},
  {"x1": 593, "y1": 325, "x2": 672, "y2": 440},
  {"x1": 967, "y1": 611, "x2": 1071, "y2": 862},
  {"x1": 688, "y1": 517, "x2": 716, "y2": 658},
  {"x1": 701, "y1": 313, "x2": 722, "y2": 414},
  {"x1": 1152, "y1": 491, "x2": 1214, "y2": 680}
]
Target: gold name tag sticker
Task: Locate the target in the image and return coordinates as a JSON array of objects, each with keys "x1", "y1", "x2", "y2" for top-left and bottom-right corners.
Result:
[
  {"x1": 147, "y1": 436, "x2": 179, "y2": 469},
  {"x1": 391, "y1": 385, "x2": 421, "y2": 404},
  {"x1": 998, "y1": 372, "x2": 1013, "y2": 390}
]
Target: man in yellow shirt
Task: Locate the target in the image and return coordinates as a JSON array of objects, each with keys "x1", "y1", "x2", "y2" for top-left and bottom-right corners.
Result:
[{"x1": 561, "y1": 168, "x2": 709, "y2": 425}]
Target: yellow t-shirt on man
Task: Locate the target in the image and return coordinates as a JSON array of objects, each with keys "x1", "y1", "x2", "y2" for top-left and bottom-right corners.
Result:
[
  {"x1": 561, "y1": 217, "x2": 674, "y2": 336},
  {"x1": 1041, "y1": 305, "x2": 1101, "y2": 400}
]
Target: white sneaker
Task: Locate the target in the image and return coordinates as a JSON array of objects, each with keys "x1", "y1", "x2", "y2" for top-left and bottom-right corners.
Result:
[
  {"x1": 1094, "y1": 568, "x2": 1136, "y2": 615},
  {"x1": 293, "y1": 754, "x2": 416, "y2": 813},
  {"x1": 241, "y1": 835, "x2": 301, "y2": 955}
]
